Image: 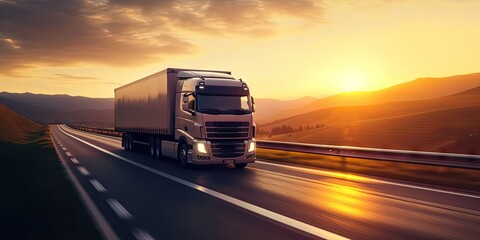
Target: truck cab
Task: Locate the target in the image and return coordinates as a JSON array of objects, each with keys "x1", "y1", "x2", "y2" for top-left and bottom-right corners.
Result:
[{"x1": 174, "y1": 71, "x2": 256, "y2": 168}]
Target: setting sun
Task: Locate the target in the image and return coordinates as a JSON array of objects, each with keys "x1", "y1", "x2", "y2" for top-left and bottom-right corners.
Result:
[{"x1": 339, "y1": 73, "x2": 366, "y2": 92}]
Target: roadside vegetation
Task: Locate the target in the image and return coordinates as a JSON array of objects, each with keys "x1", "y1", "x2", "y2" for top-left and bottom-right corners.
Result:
[
  {"x1": 257, "y1": 148, "x2": 480, "y2": 192},
  {"x1": 0, "y1": 104, "x2": 100, "y2": 239}
]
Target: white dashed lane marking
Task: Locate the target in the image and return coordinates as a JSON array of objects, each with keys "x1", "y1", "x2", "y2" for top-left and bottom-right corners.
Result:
[
  {"x1": 132, "y1": 228, "x2": 155, "y2": 240},
  {"x1": 107, "y1": 199, "x2": 133, "y2": 220},
  {"x1": 70, "y1": 157, "x2": 79, "y2": 164},
  {"x1": 90, "y1": 179, "x2": 107, "y2": 192},
  {"x1": 77, "y1": 166, "x2": 90, "y2": 176}
]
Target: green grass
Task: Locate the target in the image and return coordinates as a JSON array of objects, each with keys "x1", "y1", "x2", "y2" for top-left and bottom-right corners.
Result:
[
  {"x1": 257, "y1": 148, "x2": 480, "y2": 192},
  {"x1": 0, "y1": 126, "x2": 101, "y2": 240}
]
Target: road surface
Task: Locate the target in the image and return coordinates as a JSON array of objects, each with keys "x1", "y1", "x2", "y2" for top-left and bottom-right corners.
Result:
[{"x1": 51, "y1": 125, "x2": 480, "y2": 240}]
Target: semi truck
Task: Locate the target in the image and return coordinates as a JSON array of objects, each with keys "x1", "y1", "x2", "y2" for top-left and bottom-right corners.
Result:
[{"x1": 114, "y1": 68, "x2": 256, "y2": 168}]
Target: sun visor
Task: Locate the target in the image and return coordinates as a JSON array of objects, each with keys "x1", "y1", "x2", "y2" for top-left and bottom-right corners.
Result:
[{"x1": 195, "y1": 85, "x2": 249, "y2": 96}]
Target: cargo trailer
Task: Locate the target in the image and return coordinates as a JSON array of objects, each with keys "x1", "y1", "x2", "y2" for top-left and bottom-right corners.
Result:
[{"x1": 115, "y1": 68, "x2": 256, "y2": 168}]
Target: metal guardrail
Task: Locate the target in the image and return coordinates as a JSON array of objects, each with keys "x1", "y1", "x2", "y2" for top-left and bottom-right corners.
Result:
[
  {"x1": 69, "y1": 125, "x2": 122, "y2": 137},
  {"x1": 257, "y1": 140, "x2": 480, "y2": 170},
  {"x1": 67, "y1": 125, "x2": 480, "y2": 170}
]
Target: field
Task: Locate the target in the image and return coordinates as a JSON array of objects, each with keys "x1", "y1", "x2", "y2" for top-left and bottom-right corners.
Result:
[{"x1": 0, "y1": 104, "x2": 100, "y2": 239}]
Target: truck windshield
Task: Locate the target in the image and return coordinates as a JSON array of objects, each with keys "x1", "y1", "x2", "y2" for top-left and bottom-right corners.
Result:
[{"x1": 197, "y1": 95, "x2": 251, "y2": 114}]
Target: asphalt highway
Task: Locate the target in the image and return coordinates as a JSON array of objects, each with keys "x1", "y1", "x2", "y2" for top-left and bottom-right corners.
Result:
[{"x1": 51, "y1": 125, "x2": 480, "y2": 240}]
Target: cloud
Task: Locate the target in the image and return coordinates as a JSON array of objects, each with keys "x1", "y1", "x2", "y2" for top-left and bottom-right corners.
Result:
[
  {"x1": 54, "y1": 73, "x2": 99, "y2": 80},
  {"x1": 47, "y1": 73, "x2": 119, "y2": 85},
  {"x1": 0, "y1": 0, "x2": 324, "y2": 74}
]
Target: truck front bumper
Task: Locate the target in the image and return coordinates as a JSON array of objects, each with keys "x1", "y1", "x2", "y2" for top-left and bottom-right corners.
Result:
[
  {"x1": 187, "y1": 139, "x2": 256, "y2": 165},
  {"x1": 189, "y1": 156, "x2": 256, "y2": 165}
]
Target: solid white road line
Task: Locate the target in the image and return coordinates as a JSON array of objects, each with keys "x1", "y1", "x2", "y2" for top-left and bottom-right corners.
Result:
[
  {"x1": 255, "y1": 161, "x2": 480, "y2": 199},
  {"x1": 107, "y1": 199, "x2": 133, "y2": 220},
  {"x1": 58, "y1": 125, "x2": 349, "y2": 240},
  {"x1": 70, "y1": 157, "x2": 79, "y2": 164},
  {"x1": 66, "y1": 152, "x2": 72, "y2": 157},
  {"x1": 78, "y1": 166, "x2": 90, "y2": 176},
  {"x1": 90, "y1": 179, "x2": 107, "y2": 192},
  {"x1": 132, "y1": 228, "x2": 155, "y2": 240},
  {"x1": 51, "y1": 131, "x2": 119, "y2": 240}
]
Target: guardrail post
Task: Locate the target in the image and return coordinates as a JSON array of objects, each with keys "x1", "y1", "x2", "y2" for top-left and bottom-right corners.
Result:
[{"x1": 341, "y1": 156, "x2": 347, "y2": 171}]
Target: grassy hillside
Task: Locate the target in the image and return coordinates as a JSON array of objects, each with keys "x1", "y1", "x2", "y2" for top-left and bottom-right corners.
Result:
[
  {"x1": 0, "y1": 104, "x2": 101, "y2": 239},
  {"x1": 266, "y1": 72, "x2": 480, "y2": 121},
  {"x1": 259, "y1": 86, "x2": 480, "y2": 154},
  {"x1": 0, "y1": 101, "x2": 41, "y2": 143}
]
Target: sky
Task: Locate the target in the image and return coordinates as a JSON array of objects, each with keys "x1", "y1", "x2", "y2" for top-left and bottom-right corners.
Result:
[{"x1": 1, "y1": 0, "x2": 480, "y2": 99}]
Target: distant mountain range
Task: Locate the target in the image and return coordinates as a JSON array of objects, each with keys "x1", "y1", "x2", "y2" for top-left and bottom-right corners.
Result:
[
  {"x1": 264, "y1": 72, "x2": 480, "y2": 122},
  {"x1": 0, "y1": 92, "x2": 316, "y2": 124},
  {"x1": 0, "y1": 94, "x2": 114, "y2": 127},
  {"x1": 0, "y1": 92, "x2": 113, "y2": 111},
  {"x1": 254, "y1": 96, "x2": 317, "y2": 120}
]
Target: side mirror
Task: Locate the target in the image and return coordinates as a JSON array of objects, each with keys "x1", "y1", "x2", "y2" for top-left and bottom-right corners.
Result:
[
  {"x1": 182, "y1": 94, "x2": 195, "y2": 115},
  {"x1": 251, "y1": 96, "x2": 256, "y2": 112},
  {"x1": 188, "y1": 99, "x2": 195, "y2": 112}
]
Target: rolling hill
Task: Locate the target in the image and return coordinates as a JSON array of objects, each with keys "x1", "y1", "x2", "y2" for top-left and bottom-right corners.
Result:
[
  {"x1": 254, "y1": 96, "x2": 317, "y2": 120},
  {"x1": 0, "y1": 103, "x2": 41, "y2": 143},
  {"x1": 265, "y1": 72, "x2": 480, "y2": 121},
  {"x1": 259, "y1": 86, "x2": 480, "y2": 154}
]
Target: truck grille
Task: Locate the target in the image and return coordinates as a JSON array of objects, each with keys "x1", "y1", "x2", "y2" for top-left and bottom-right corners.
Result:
[
  {"x1": 205, "y1": 122, "x2": 249, "y2": 139},
  {"x1": 210, "y1": 140, "x2": 246, "y2": 158}
]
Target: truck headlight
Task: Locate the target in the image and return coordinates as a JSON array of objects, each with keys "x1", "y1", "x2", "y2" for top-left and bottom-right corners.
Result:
[
  {"x1": 196, "y1": 142, "x2": 208, "y2": 154},
  {"x1": 248, "y1": 141, "x2": 255, "y2": 152}
]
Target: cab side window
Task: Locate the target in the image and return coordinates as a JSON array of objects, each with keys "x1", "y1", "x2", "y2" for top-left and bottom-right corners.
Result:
[{"x1": 187, "y1": 94, "x2": 195, "y2": 111}]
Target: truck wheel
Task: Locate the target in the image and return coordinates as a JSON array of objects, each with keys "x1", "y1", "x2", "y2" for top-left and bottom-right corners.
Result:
[
  {"x1": 155, "y1": 138, "x2": 161, "y2": 159},
  {"x1": 149, "y1": 138, "x2": 155, "y2": 158},
  {"x1": 178, "y1": 143, "x2": 189, "y2": 167},
  {"x1": 125, "y1": 134, "x2": 131, "y2": 151},
  {"x1": 234, "y1": 163, "x2": 248, "y2": 169},
  {"x1": 127, "y1": 135, "x2": 137, "y2": 152}
]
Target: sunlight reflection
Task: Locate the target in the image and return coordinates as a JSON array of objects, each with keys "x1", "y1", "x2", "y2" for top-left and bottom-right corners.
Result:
[
  {"x1": 326, "y1": 172, "x2": 373, "y2": 182},
  {"x1": 323, "y1": 185, "x2": 364, "y2": 217},
  {"x1": 252, "y1": 170, "x2": 371, "y2": 219}
]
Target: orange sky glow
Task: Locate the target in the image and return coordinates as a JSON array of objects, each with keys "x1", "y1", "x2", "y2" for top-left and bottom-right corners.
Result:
[{"x1": 1, "y1": 0, "x2": 480, "y2": 99}]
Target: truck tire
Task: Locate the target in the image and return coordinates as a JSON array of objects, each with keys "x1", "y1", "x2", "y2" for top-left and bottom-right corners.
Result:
[
  {"x1": 178, "y1": 143, "x2": 189, "y2": 167},
  {"x1": 155, "y1": 138, "x2": 161, "y2": 159},
  {"x1": 127, "y1": 135, "x2": 137, "y2": 152},
  {"x1": 125, "y1": 134, "x2": 131, "y2": 151},
  {"x1": 149, "y1": 138, "x2": 155, "y2": 158},
  {"x1": 234, "y1": 163, "x2": 248, "y2": 169}
]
